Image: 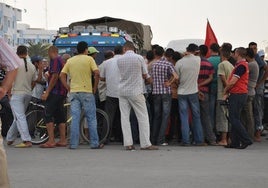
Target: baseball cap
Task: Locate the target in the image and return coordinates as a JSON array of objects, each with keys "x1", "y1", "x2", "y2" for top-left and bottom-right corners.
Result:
[
  {"x1": 186, "y1": 43, "x2": 199, "y2": 52},
  {"x1": 31, "y1": 56, "x2": 43, "y2": 63},
  {"x1": 258, "y1": 49, "x2": 265, "y2": 57},
  {"x1": 88, "y1": 47, "x2": 99, "y2": 55}
]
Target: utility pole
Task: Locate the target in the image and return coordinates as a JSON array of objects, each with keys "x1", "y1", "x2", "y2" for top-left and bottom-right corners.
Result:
[{"x1": 45, "y1": 0, "x2": 48, "y2": 29}]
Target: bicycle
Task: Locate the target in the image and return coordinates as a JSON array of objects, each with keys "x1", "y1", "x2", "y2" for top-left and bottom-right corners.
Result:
[{"x1": 26, "y1": 100, "x2": 110, "y2": 145}]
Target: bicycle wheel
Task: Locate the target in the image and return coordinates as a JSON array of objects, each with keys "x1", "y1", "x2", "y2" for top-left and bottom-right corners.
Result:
[
  {"x1": 26, "y1": 109, "x2": 49, "y2": 145},
  {"x1": 80, "y1": 108, "x2": 110, "y2": 144}
]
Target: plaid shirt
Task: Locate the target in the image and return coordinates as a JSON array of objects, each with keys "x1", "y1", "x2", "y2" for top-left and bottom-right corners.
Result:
[
  {"x1": 117, "y1": 50, "x2": 148, "y2": 96},
  {"x1": 152, "y1": 57, "x2": 176, "y2": 94}
]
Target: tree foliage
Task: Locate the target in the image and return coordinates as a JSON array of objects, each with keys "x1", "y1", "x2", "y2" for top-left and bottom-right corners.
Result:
[{"x1": 27, "y1": 42, "x2": 51, "y2": 59}]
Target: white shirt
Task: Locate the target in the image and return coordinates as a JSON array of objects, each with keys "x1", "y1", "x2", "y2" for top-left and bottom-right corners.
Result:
[
  {"x1": 175, "y1": 54, "x2": 200, "y2": 95},
  {"x1": 100, "y1": 55, "x2": 121, "y2": 98},
  {"x1": 0, "y1": 37, "x2": 23, "y2": 71},
  {"x1": 117, "y1": 50, "x2": 148, "y2": 96}
]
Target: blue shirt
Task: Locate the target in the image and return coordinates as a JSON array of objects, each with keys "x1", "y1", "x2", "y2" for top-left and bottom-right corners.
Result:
[{"x1": 208, "y1": 55, "x2": 221, "y2": 92}]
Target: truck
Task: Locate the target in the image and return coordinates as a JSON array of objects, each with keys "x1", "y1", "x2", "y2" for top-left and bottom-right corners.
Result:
[{"x1": 53, "y1": 16, "x2": 153, "y2": 64}]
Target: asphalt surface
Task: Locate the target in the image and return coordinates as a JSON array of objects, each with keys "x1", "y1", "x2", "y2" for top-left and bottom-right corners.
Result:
[{"x1": 5, "y1": 136, "x2": 268, "y2": 188}]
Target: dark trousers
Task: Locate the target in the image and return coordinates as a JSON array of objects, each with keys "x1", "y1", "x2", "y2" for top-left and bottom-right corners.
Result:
[
  {"x1": 168, "y1": 98, "x2": 181, "y2": 141},
  {"x1": 241, "y1": 95, "x2": 255, "y2": 139},
  {"x1": 264, "y1": 97, "x2": 268, "y2": 125},
  {"x1": 105, "y1": 96, "x2": 122, "y2": 142},
  {"x1": 229, "y1": 94, "x2": 252, "y2": 147},
  {"x1": 152, "y1": 94, "x2": 172, "y2": 145},
  {"x1": 200, "y1": 93, "x2": 216, "y2": 143}
]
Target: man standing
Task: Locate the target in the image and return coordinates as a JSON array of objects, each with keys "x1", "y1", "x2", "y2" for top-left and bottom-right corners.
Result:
[
  {"x1": 151, "y1": 46, "x2": 178, "y2": 145},
  {"x1": 241, "y1": 48, "x2": 259, "y2": 139},
  {"x1": 248, "y1": 42, "x2": 268, "y2": 141},
  {"x1": 216, "y1": 48, "x2": 234, "y2": 146},
  {"x1": 175, "y1": 44, "x2": 204, "y2": 146},
  {"x1": 208, "y1": 43, "x2": 221, "y2": 129},
  {"x1": 117, "y1": 41, "x2": 158, "y2": 150},
  {"x1": 0, "y1": 37, "x2": 22, "y2": 188},
  {"x1": 41, "y1": 46, "x2": 67, "y2": 148},
  {"x1": 224, "y1": 47, "x2": 253, "y2": 149},
  {"x1": 60, "y1": 41, "x2": 102, "y2": 149},
  {"x1": 198, "y1": 45, "x2": 217, "y2": 145},
  {"x1": 100, "y1": 46, "x2": 123, "y2": 143}
]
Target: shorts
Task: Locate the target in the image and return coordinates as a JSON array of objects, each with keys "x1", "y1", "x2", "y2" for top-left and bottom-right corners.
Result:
[{"x1": 44, "y1": 93, "x2": 66, "y2": 124}]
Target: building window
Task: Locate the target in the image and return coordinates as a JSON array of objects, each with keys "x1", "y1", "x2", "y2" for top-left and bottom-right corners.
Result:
[{"x1": 7, "y1": 20, "x2": 10, "y2": 28}]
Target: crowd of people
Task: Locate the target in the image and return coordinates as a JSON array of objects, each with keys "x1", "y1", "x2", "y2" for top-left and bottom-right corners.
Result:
[{"x1": 1, "y1": 35, "x2": 268, "y2": 187}]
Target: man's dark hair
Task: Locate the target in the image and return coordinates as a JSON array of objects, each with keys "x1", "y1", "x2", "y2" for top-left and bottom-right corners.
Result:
[
  {"x1": 164, "y1": 48, "x2": 175, "y2": 58},
  {"x1": 104, "y1": 50, "x2": 114, "y2": 60},
  {"x1": 210, "y1": 43, "x2": 220, "y2": 53},
  {"x1": 114, "y1": 45, "x2": 123, "y2": 55},
  {"x1": 172, "y1": 51, "x2": 182, "y2": 62},
  {"x1": 124, "y1": 41, "x2": 135, "y2": 50},
  {"x1": 199, "y1": 45, "x2": 208, "y2": 57},
  {"x1": 155, "y1": 46, "x2": 164, "y2": 57},
  {"x1": 17, "y1": 45, "x2": 28, "y2": 56},
  {"x1": 186, "y1": 43, "x2": 199, "y2": 53},
  {"x1": 248, "y1": 42, "x2": 257, "y2": 47},
  {"x1": 77, "y1": 41, "x2": 88, "y2": 54},
  {"x1": 146, "y1": 50, "x2": 154, "y2": 61},
  {"x1": 220, "y1": 49, "x2": 231, "y2": 59},
  {"x1": 236, "y1": 47, "x2": 247, "y2": 58},
  {"x1": 221, "y1": 43, "x2": 232, "y2": 52},
  {"x1": 246, "y1": 48, "x2": 255, "y2": 59},
  {"x1": 151, "y1": 44, "x2": 159, "y2": 51}
]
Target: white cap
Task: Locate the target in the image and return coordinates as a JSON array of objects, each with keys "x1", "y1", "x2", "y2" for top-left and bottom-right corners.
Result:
[{"x1": 258, "y1": 49, "x2": 265, "y2": 57}]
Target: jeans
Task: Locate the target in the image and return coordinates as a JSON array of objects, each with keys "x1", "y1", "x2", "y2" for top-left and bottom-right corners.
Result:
[
  {"x1": 229, "y1": 94, "x2": 252, "y2": 147},
  {"x1": 253, "y1": 93, "x2": 264, "y2": 131},
  {"x1": 6, "y1": 94, "x2": 32, "y2": 142},
  {"x1": 69, "y1": 93, "x2": 99, "y2": 148},
  {"x1": 119, "y1": 94, "x2": 151, "y2": 148},
  {"x1": 0, "y1": 120, "x2": 10, "y2": 188},
  {"x1": 178, "y1": 93, "x2": 204, "y2": 144},
  {"x1": 152, "y1": 94, "x2": 172, "y2": 144},
  {"x1": 168, "y1": 98, "x2": 181, "y2": 141},
  {"x1": 241, "y1": 95, "x2": 255, "y2": 139},
  {"x1": 209, "y1": 89, "x2": 217, "y2": 130},
  {"x1": 199, "y1": 93, "x2": 216, "y2": 143},
  {"x1": 264, "y1": 97, "x2": 268, "y2": 125}
]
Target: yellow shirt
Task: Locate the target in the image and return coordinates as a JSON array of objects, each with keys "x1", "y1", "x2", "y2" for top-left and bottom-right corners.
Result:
[{"x1": 61, "y1": 54, "x2": 98, "y2": 93}]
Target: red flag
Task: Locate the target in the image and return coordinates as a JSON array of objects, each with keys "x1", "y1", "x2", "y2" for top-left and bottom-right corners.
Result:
[{"x1": 205, "y1": 20, "x2": 218, "y2": 57}]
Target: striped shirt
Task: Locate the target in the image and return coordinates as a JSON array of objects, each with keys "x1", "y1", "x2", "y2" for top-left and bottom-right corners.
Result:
[
  {"x1": 198, "y1": 58, "x2": 214, "y2": 93},
  {"x1": 0, "y1": 37, "x2": 23, "y2": 71},
  {"x1": 152, "y1": 57, "x2": 175, "y2": 94},
  {"x1": 49, "y1": 56, "x2": 67, "y2": 96}
]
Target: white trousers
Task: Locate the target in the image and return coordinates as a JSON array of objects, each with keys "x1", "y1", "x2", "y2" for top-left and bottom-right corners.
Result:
[{"x1": 119, "y1": 94, "x2": 151, "y2": 148}]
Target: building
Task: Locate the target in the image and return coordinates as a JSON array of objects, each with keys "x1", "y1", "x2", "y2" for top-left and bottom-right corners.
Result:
[
  {"x1": 0, "y1": 2, "x2": 21, "y2": 46},
  {"x1": 17, "y1": 23, "x2": 57, "y2": 46}
]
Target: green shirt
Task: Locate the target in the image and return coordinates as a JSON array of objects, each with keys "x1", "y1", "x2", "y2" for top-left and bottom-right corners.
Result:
[{"x1": 208, "y1": 55, "x2": 221, "y2": 92}]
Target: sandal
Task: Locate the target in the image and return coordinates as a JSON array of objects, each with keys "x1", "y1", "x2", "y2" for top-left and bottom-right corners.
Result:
[
  {"x1": 14, "y1": 142, "x2": 32, "y2": 148},
  {"x1": 7, "y1": 141, "x2": 14, "y2": 146},
  {"x1": 40, "y1": 142, "x2": 56, "y2": 148},
  {"x1": 125, "y1": 145, "x2": 135, "y2": 151},
  {"x1": 55, "y1": 142, "x2": 67, "y2": 147}
]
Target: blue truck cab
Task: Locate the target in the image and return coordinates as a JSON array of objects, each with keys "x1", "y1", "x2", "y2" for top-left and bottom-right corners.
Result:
[{"x1": 53, "y1": 25, "x2": 128, "y2": 64}]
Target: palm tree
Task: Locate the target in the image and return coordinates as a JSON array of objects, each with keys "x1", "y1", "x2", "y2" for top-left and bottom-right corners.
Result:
[{"x1": 27, "y1": 42, "x2": 51, "y2": 59}]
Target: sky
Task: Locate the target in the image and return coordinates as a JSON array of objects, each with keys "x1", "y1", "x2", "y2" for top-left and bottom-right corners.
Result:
[{"x1": 3, "y1": 0, "x2": 268, "y2": 49}]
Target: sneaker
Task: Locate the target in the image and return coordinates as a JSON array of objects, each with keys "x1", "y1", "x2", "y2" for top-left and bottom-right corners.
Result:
[
  {"x1": 140, "y1": 145, "x2": 158, "y2": 150},
  {"x1": 195, "y1": 142, "x2": 208, "y2": 146},
  {"x1": 160, "y1": 142, "x2": 168, "y2": 146}
]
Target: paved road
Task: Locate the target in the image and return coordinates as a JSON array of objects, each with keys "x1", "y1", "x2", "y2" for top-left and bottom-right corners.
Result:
[{"x1": 5, "y1": 137, "x2": 268, "y2": 188}]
